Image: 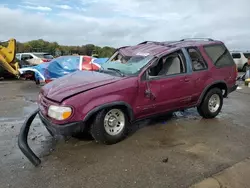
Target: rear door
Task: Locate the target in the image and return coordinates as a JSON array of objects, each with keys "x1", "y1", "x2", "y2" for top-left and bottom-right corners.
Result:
[{"x1": 185, "y1": 47, "x2": 210, "y2": 103}]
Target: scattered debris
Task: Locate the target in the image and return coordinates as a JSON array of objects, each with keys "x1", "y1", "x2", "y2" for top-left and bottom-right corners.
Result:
[
  {"x1": 174, "y1": 111, "x2": 184, "y2": 117},
  {"x1": 162, "y1": 157, "x2": 169, "y2": 163}
]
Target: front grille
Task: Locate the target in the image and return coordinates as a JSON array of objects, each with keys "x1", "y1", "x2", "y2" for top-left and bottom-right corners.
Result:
[
  {"x1": 41, "y1": 98, "x2": 48, "y2": 108},
  {"x1": 39, "y1": 95, "x2": 57, "y2": 116}
]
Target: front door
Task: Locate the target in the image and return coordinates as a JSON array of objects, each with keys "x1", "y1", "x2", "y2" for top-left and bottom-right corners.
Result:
[
  {"x1": 148, "y1": 74, "x2": 194, "y2": 114},
  {"x1": 135, "y1": 49, "x2": 194, "y2": 119}
]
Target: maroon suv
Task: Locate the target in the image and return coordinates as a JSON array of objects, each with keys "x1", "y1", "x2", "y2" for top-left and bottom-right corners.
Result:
[{"x1": 18, "y1": 38, "x2": 238, "y2": 166}]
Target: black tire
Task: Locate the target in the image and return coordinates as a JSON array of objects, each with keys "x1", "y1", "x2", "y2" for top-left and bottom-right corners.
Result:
[
  {"x1": 90, "y1": 108, "x2": 129, "y2": 145},
  {"x1": 197, "y1": 88, "x2": 223, "y2": 119}
]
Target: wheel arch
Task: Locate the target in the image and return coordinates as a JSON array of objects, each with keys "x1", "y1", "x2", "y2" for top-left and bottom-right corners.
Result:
[
  {"x1": 242, "y1": 62, "x2": 248, "y2": 71},
  {"x1": 197, "y1": 81, "x2": 228, "y2": 105},
  {"x1": 82, "y1": 101, "x2": 135, "y2": 124}
]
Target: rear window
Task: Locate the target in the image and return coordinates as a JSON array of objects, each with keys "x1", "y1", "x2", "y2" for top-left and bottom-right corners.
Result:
[
  {"x1": 204, "y1": 44, "x2": 235, "y2": 67},
  {"x1": 243, "y1": 53, "x2": 250, "y2": 59},
  {"x1": 231, "y1": 53, "x2": 241, "y2": 59},
  {"x1": 34, "y1": 53, "x2": 53, "y2": 59}
]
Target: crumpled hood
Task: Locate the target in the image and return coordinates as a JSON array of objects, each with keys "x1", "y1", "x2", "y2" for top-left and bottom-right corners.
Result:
[{"x1": 41, "y1": 70, "x2": 122, "y2": 102}]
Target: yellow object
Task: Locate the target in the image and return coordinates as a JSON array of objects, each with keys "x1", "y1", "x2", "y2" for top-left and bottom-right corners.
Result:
[
  {"x1": 62, "y1": 111, "x2": 72, "y2": 119},
  {"x1": 245, "y1": 78, "x2": 250, "y2": 86},
  {"x1": 0, "y1": 38, "x2": 20, "y2": 77}
]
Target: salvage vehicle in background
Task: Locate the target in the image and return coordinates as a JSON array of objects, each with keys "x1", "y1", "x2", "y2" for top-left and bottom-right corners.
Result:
[
  {"x1": 230, "y1": 51, "x2": 250, "y2": 72},
  {"x1": 18, "y1": 38, "x2": 238, "y2": 166},
  {"x1": 16, "y1": 52, "x2": 54, "y2": 67},
  {"x1": 18, "y1": 55, "x2": 108, "y2": 84}
]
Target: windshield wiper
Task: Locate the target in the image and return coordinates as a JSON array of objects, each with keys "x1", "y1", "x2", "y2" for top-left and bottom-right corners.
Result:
[{"x1": 107, "y1": 68, "x2": 124, "y2": 77}]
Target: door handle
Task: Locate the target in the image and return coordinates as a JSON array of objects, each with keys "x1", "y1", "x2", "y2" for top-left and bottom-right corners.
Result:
[
  {"x1": 184, "y1": 78, "x2": 190, "y2": 82},
  {"x1": 145, "y1": 89, "x2": 151, "y2": 98},
  {"x1": 145, "y1": 90, "x2": 156, "y2": 100}
]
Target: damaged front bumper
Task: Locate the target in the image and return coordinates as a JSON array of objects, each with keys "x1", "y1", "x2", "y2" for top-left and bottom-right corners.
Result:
[{"x1": 18, "y1": 109, "x2": 83, "y2": 166}]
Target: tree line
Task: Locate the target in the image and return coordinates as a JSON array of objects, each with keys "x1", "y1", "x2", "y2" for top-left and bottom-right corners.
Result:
[{"x1": 15, "y1": 39, "x2": 116, "y2": 58}]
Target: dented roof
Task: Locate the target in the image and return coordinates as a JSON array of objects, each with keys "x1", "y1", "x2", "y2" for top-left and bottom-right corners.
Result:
[{"x1": 119, "y1": 39, "x2": 223, "y2": 57}]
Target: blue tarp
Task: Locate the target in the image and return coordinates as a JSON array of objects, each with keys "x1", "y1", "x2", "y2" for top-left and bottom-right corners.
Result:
[
  {"x1": 33, "y1": 63, "x2": 50, "y2": 81},
  {"x1": 19, "y1": 56, "x2": 109, "y2": 82},
  {"x1": 93, "y1": 58, "x2": 108, "y2": 65},
  {"x1": 44, "y1": 56, "x2": 80, "y2": 80}
]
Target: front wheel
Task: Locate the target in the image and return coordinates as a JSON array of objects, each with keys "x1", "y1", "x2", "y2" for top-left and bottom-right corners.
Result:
[
  {"x1": 90, "y1": 108, "x2": 129, "y2": 145},
  {"x1": 197, "y1": 88, "x2": 223, "y2": 119}
]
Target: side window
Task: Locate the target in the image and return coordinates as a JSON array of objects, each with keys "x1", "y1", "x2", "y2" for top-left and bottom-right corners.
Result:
[
  {"x1": 204, "y1": 44, "x2": 235, "y2": 67},
  {"x1": 243, "y1": 53, "x2": 250, "y2": 59},
  {"x1": 148, "y1": 50, "x2": 186, "y2": 78},
  {"x1": 187, "y1": 48, "x2": 207, "y2": 71},
  {"x1": 21, "y1": 54, "x2": 33, "y2": 60},
  {"x1": 232, "y1": 53, "x2": 241, "y2": 59}
]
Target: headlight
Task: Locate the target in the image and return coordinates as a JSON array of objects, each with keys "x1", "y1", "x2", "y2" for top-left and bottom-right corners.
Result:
[{"x1": 48, "y1": 105, "x2": 72, "y2": 120}]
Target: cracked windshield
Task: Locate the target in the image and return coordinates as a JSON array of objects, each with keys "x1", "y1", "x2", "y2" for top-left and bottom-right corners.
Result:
[
  {"x1": 100, "y1": 52, "x2": 154, "y2": 76},
  {"x1": 1, "y1": 0, "x2": 250, "y2": 188}
]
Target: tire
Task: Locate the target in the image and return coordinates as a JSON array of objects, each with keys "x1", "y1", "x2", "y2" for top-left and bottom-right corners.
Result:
[
  {"x1": 197, "y1": 88, "x2": 223, "y2": 119},
  {"x1": 90, "y1": 108, "x2": 129, "y2": 145}
]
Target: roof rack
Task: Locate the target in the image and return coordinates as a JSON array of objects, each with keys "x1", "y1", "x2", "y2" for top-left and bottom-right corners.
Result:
[
  {"x1": 137, "y1": 41, "x2": 161, "y2": 45},
  {"x1": 180, "y1": 38, "x2": 214, "y2": 41}
]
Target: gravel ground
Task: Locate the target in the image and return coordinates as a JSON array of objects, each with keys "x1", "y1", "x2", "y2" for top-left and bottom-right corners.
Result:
[{"x1": 1, "y1": 80, "x2": 250, "y2": 188}]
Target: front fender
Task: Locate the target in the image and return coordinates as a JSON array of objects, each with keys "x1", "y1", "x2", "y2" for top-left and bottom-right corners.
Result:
[{"x1": 82, "y1": 97, "x2": 134, "y2": 122}]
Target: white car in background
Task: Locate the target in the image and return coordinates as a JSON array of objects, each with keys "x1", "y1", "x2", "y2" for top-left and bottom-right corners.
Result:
[
  {"x1": 230, "y1": 51, "x2": 250, "y2": 72},
  {"x1": 16, "y1": 52, "x2": 54, "y2": 67}
]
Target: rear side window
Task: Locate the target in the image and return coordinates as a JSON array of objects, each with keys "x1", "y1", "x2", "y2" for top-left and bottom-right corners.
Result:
[
  {"x1": 204, "y1": 44, "x2": 235, "y2": 67},
  {"x1": 187, "y1": 48, "x2": 207, "y2": 71},
  {"x1": 232, "y1": 53, "x2": 241, "y2": 59},
  {"x1": 243, "y1": 53, "x2": 250, "y2": 59}
]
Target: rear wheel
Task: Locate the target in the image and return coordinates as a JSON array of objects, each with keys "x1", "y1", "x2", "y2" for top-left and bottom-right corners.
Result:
[
  {"x1": 90, "y1": 108, "x2": 129, "y2": 145},
  {"x1": 197, "y1": 88, "x2": 223, "y2": 119}
]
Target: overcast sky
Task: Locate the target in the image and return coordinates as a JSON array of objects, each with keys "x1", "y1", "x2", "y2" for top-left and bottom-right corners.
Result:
[{"x1": 0, "y1": 0, "x2": 250, "y2": 50}]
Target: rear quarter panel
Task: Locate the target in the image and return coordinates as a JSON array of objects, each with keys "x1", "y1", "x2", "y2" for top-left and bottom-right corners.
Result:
[
  {"x1": 199, "y1": 44, "x2": 237, "y2": 91},
  {"x1": 63, "y1": 77, "x2": 138, "y2": 121}
]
